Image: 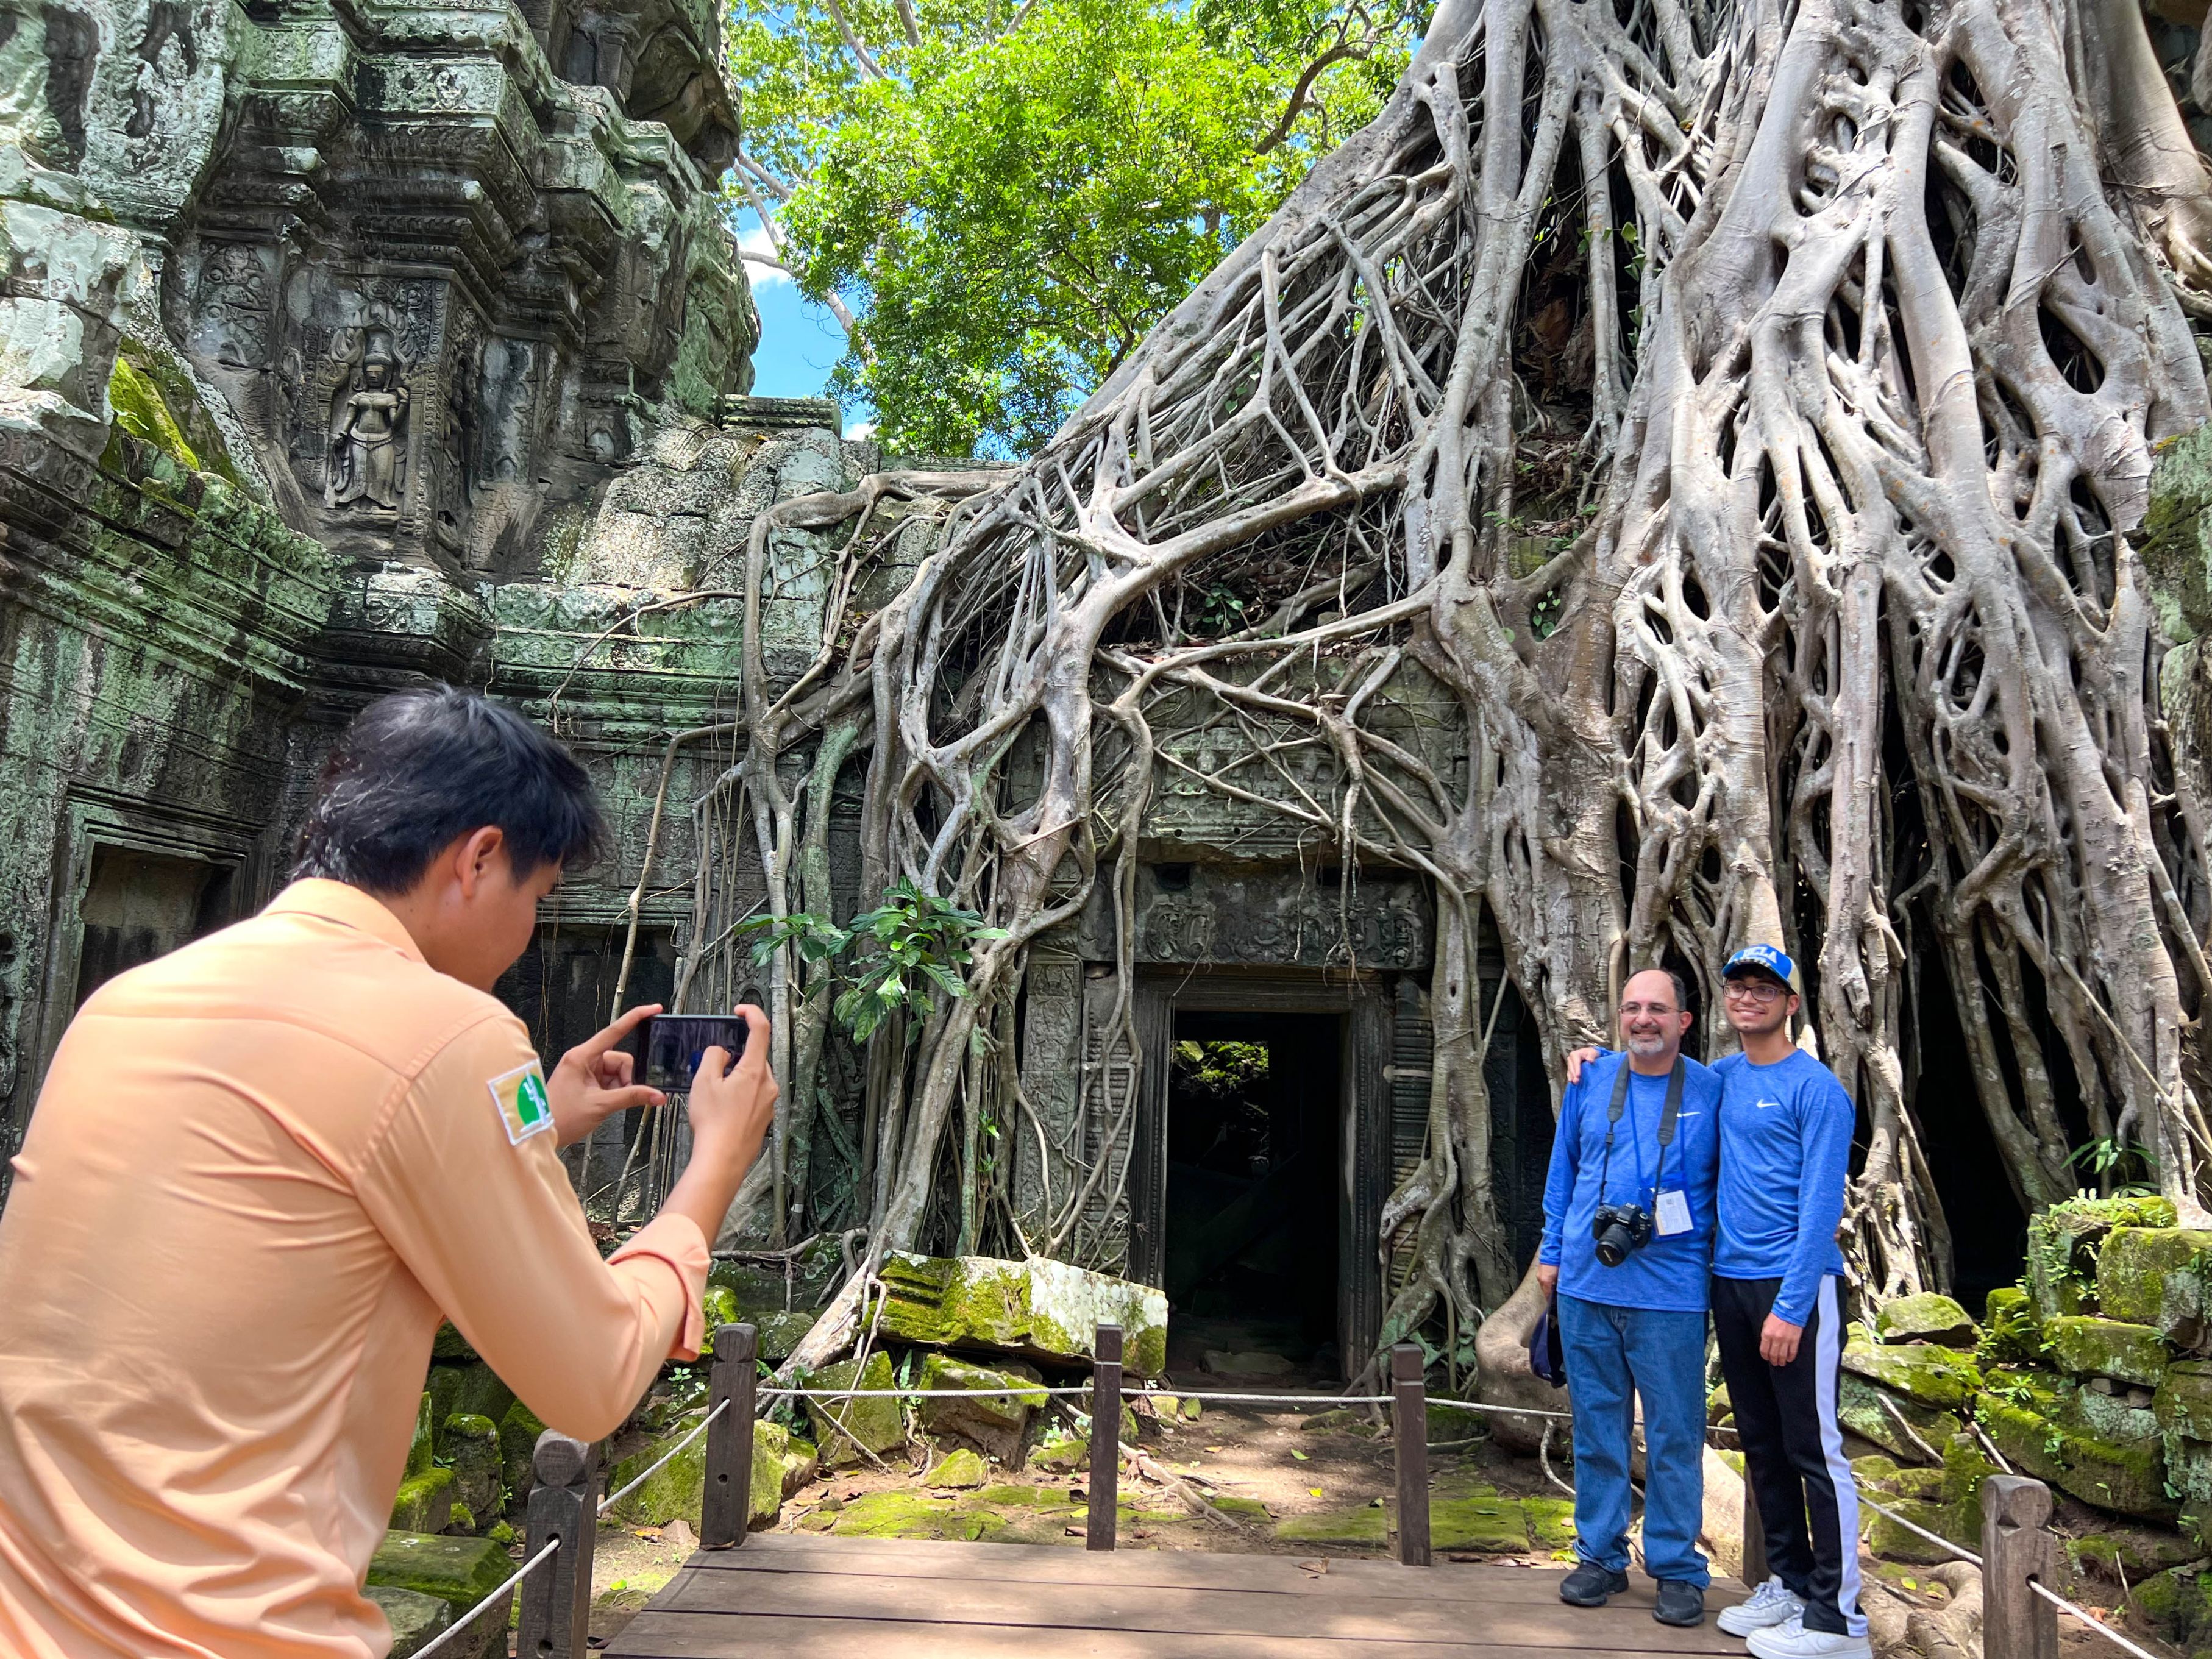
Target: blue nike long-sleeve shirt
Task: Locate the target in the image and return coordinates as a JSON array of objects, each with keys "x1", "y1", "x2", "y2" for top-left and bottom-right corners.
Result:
[
  {"x1": 1712, "y1": 1048, "x2": 1856, "y2": 1324},
  {"x1": 1538, "y1": 1050, "x2": 1722, "y2": 1312}
]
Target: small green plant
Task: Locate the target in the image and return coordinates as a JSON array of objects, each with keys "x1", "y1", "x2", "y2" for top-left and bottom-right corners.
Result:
[
  {"x1": 737, "y1": 879, "x2": 1006, "y2": 1045},
  {"x1": 2066, "y1": 1136, "x2": 2157, "y2": 1197}
]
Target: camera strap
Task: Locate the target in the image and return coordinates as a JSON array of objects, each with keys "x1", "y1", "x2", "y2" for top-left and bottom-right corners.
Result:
[{"x1": 1598, "y1": 1054, "x2": 1685, "y2": 1203}]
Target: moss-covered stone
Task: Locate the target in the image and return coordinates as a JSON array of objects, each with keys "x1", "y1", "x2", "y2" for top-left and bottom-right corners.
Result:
[
  {"x1": 2143, "y1": 422, "x2": 2212, "y2": 644},
  {"x1": 497, "y1": 1401, "x2": 546, "y2": 1504},
  {"x1": 806, "y1": 1490, "x2": 1011, "y2": 1541},
  {"x1": 2066, "y1": 1527, "x2": 2201, "y2": 1582},
  {"x1": 449, "y1": 1364, "x2": 513, "y2": 1432},
  {"x1": 755, "y1": 1310, "x2": 817, "y2": 1363},
  {"x1": 365, "y1": 1585, "x2": 451, "y2": 1658},
  {"x1": 1275, "y1": 1504, "x2": 1389, "y2": 1546},
  {"x1": 2072, "y1": 1382, "x2": 2161, "y2": 1449},
  {"x1": 872, "y1": 1252, "x2": 1169, "y2": 1378},
  {"x1": 389, "y1": 1468, "x2": 454, "y2": 1534},
  {"x1": 2134, "y1": 1563, "x2": 2212, "y2": 1650},
  {"x1": 442, "y1": 1413, "x2": 501, "y2": 1524},
  {"x1": 1838, "y1": 1337, "x2": 1982, "y2": 1410},
  {"x1": 1938, "y1": 1432, "x2": 1997, "y2": 1512},
  {"x1": 700, "y1": 1284, "x2": 741, "y2": 1337},
  {"x1": 1524, "y1": 1496, "x2": 1576, "y2": 1550},
  {"x1": 926, "y1": 1448, "x2": 989, "y2": 1488},
  {"x1": 2044, "y1": 1316, "x2": 2171, "y2": 1388},
  {"x1": 1977, "y1": 1369, "x2": 2074, "y2": 1485},
  {"x1": 750, "y1": 1422, "x2": 819, "y2": 1530},
  {"x1": 425, "y1": 1371, "x2": 465, "y2": 1444},
  {"x1": 803, "y1": 1352, "x2": 905, "y2": 1468},
  {"x1": 606, "y1": 1413, "x2": 816, "y2": 1531},
  {"x1": 1031, "y1": 1434, "x2": 1088, "y2": 1474},
  {"x1": 1979, "y1": 1286, "x2": 2041, "y2": 1368},
  {"x1": 2026, "y1": 1195, "x2": 2176, "y2": 1324},
  {"x1": 1863, "y1": 1496, "x2": 1977, "y2": 1564},
  {"x1": 432, "y1": 1323, "x2": 480, "y2": 1363},
  {"x1": 366, "y1": 1531, "x2": 515, "y2": 1657},
  {"x1": 915, "y1": 1353, "x2": 1047, "y2": 1464},
  {"x1": 407, "y1": 1393, "x2": 435, "y2": 1478},
  {"x1": 706, "y1": 1237, "x2": 844, "y2": 1324},
  {"x1": 1837, "y1": 1373, "x2": 1963, "y2": 1462},
  {"x1": 2158, "y1": 1362, "x2": 2212, "y2": 1443},
  {"x1": 1430, "y1": 1494, "x2": 1532, "y2": 1552},
  {"x1": 2098, "y1": 1227, "x2": 2212, "y2": 1348},
  {"x1": 1876, "y1": 1293, "x2": 1977, "y2": 1348}
]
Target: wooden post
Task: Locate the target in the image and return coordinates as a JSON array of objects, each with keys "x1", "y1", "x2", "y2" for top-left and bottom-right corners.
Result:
[
  {"x1": 516, "y1": 1430, "x2": 597, "y2": 1659},
  {"x1": 1980, "y1": 1474, "x2": 2058, "y2": 1659},
  {"x1": 1087, "y1": 1323, "x2": 1122, "y2": 1552},
  {"x1": 1741, "y1": 1455, "x2": 1768, "y2": 1589},
  {"x1": 1391, "y1": 1341, "x2": 1431, "y2": 1566},
  {"x1": 701, "y1": 1322, "x2": 758, "y2": 1549}
]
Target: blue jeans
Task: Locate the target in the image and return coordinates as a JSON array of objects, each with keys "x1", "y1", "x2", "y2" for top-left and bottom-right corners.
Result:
[{"x1": 1557, "y1": 1293, "x2": 1711, "y2": 1586}]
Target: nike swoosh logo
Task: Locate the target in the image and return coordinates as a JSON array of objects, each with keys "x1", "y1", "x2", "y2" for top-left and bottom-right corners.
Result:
[{"x1": 1755, "y1": 1100, "x2": 1779, "y2": 1110}]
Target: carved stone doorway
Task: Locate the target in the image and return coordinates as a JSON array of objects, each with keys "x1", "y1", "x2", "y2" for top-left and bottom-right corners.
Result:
[{"x1": 1123, "y1": 965, "x2": 1390, "y2": 1380}]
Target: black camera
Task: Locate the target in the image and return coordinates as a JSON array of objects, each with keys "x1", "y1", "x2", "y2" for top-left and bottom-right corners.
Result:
[
  {"x1": 1592, "y1": 1202, "x2": 1653, "y2": 1267},
  {"x1": 636, "y1": 1014, "x2": 748, "y2": 1092}
]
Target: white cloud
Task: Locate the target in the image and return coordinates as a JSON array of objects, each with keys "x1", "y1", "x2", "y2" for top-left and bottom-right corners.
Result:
[
  {"x1": 848, "y1": 420, "x2": 877, "y2": 441},
  {"x1": 738, "y1": 220, "x2": 792, "y2": 288}
]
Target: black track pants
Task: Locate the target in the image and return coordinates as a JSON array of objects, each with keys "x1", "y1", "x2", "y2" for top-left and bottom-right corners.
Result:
[{"x1": 1712, "y1": 1274, "x2": 1866, "y2": 1637}]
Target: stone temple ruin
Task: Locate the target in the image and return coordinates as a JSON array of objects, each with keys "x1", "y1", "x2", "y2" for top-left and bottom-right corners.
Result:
[{"x1": 0, "y1": 0, "x2": 1571, "y2": 1383}]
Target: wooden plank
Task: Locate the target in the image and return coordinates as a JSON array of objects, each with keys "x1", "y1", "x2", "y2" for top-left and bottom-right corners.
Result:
[
  {"x1": 656, "y1": 1565, "x2": 1734, "y2": 1648},
  {"x1": 678, "y1": 1534, "x2": 1744, "y2": 1611},
  {"x1": 650, "y1": 1565, "x2": 1741, "y2": 1652},
  {"x1": 608, "y1": 1610, "x2": 1749, "y2": 1659}
]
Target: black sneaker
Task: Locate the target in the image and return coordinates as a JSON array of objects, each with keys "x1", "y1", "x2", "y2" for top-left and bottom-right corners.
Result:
[
  {"x1": 1654, "y1": 1580, "x2": 1706, "y2": 1627},
  {"x1": 1559, "y1": 1560, "x2": 1631, "y2": 1607}
]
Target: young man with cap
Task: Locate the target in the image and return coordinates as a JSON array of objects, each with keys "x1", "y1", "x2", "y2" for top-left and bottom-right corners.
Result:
[
  {"x1": 1706, "y1": 943, "x2": 1867, "y2": 1658},
  {"x1": 0, "y1": 686, "x2": 780, "y2": 1659},
  {"x1": 1536, "y1": 968, "x2": 1723, "y2": 1630}
]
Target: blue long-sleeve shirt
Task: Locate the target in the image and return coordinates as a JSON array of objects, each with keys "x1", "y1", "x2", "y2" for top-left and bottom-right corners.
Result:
[
  {"x1": 1538, "y1": 1050, "x2": 1722, "y2": 1312},
  {"x1": 1712, "y1": 1049, "x2": 1855, "y2": 1324}
]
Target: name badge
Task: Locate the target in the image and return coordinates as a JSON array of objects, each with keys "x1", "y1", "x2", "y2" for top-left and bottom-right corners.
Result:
[{"x1": 1654, "y1": 1189, "x2": 1693, "y2": 1237}]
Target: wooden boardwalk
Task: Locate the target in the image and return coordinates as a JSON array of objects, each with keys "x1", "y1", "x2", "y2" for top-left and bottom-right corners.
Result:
[{"x1": 607, "y1": 1532, "x2": 1752, "y2": 1657}]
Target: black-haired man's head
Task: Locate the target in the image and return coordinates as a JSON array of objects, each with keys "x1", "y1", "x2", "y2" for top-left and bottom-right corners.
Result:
[{"x1": 294, "y1": 686, "x2": 605, "y2": 988}]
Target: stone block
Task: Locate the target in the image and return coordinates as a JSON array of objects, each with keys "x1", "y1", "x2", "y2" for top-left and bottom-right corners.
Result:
[
  {"x1": 802, "y1": 1490, "x2": 1010, "y2": 1541},
  {"x1": 406, "y1": 1393, "x2": 435, "y2": 1477},
  {"x1": 2133, "y1": 1564, "x2": 2212, "y2": 1652},
  {"x1": 497, "y1": 1401, "x2": 546, "y2": 1505},
  {"x1": 425, "y1": 1370, "x2": 464, "y2": 1443},
  {"x1": 2158, "y1": 1361, "x2": 2212, "y2": 1443},
  {"x1": 1275, "y1": 1504, "x2": 1388, "y2": 1546},
  {"x1": 1430, "y1": 1493, "x2": 1531, "y2": 1552},
  {"x1": 1031, "y1": 1433, "x2": 1089, "y2": 1474},
  {"x1": 2098, "y1": 1226, "x2": 2212, "y2": 1348},
  {"x1": 873, "y1": 1253, "x2": 1169, "y2": 1378},
  {"x1": 2072, "y1": 1380, "x2": 2161, "y2": 1449},
  {"x1": 442, "y1": 1414, "x2": 501, "y2": 1524},
  {"x1": 1836, "y1": 1373, "x2": 1961, "y2": 1462},
  {"x1": 803, "y1": 1352, "x2": 906, "y2": 1468},
  {"x1": 2027, "y1": 1195, "x2": 2175, "y2": 1324},
  {"x1": 756, "y1": 1310, "x2": 817, "y2": 1363},
  {"x1": 389, "y1": 1468, "x2": 453, "y2": 1535},
  {"x1": 449, "y1": 1364, "x2": 514, "y2": 1430},
  {"x1": 2045, "y1": 1315, "x2": 2171, "y2": 1388},
  {"x1": 915, "y1": 1354, "x2": 1047, "y2": 1465},
  {"x1": 603, "y1": 1410, "x2": 816, "y2": 1531},
  {"x1": 925, "y1": 1448, "x2": 988, "y2": 1488},
  {"x1": 1979, "y1": 1285, "x2": 2041, "y2": 1368},
  {"x1": 1838, "y1": 1335, "x2": 1982, "y2": 1409},
  {"x1": 1876, "y1": 1293, "x2": 1977, "y2": 1348},
  {"x1": 365, "y1": 1586, "x2": 450, "y2": 1659},
  {"x1": 366, "y1": 1533, "x2": 515, "y2": 1659},
  {"x1": 1863, "y1": 1497, "x2": 1977, "y2": 1564}
]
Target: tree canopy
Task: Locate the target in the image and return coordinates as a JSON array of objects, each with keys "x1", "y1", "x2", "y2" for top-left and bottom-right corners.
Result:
[{"x1": 728, "y1": 0, "x2": 1418, "y2": 456}]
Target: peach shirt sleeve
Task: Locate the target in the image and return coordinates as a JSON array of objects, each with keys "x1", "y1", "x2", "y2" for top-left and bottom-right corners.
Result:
[{"x1": 351, "y1": 1013, "x2": 709, "y2": 1441}]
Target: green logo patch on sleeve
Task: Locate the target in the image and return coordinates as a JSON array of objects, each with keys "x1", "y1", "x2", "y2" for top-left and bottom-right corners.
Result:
[{"x1": 489, "y1": 1060, "x2": 555, "y2": 1145}]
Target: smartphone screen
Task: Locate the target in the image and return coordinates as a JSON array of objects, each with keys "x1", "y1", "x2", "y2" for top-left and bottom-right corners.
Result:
[{"x1": 638, "y1": 1014, "x2": 748, "y2": 1092}]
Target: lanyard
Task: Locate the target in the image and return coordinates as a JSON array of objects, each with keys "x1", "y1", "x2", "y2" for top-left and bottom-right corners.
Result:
[{"x1": 1598, "y1": 1056, "x2": 1683, "y2": 1206}]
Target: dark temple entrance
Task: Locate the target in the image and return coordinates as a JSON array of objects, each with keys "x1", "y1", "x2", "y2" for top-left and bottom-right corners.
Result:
[{"x1": 1165, "y1": 1009, "x2": 1343, "y2": 1371}]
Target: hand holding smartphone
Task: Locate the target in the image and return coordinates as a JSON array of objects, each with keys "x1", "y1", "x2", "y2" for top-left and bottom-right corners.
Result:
[{"x1": 636, "y1": 1014, "x2": 750, "y2": 1092}]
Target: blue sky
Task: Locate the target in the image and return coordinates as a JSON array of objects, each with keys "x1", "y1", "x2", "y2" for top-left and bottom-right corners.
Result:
[{"x1": 738, "y1": 212, "x2": 875, "y2": 436}]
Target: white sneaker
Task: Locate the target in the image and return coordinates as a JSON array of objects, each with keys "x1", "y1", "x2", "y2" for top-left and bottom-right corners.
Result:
[
  {"x1": 1718, "y1": 1577, "x2": 1806, "y2": 1635},
  {"x1": 1746, "y1": 1615, "x2": 1873, "y2": 1658}
]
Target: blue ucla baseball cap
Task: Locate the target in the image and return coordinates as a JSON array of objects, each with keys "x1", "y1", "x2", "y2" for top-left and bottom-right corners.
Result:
[{"x1": 1723, "y1": 942, "x2": 1795, "y2": 985}]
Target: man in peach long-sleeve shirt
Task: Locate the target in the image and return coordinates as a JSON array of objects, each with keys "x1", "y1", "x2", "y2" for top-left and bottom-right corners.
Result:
[{"x1": 0, "y1": 686, "x2": 778, "y2": 1658}]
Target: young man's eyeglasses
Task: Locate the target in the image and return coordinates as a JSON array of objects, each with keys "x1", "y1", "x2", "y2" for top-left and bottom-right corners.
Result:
[{"x1": 1723, "y1": 978, "x2": 1788, "y2": 1005}]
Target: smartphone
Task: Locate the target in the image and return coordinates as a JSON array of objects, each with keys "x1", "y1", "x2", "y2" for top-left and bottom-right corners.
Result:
[{"x1": 637, "y1": 1014, "x2": 748, "y2": 1092}]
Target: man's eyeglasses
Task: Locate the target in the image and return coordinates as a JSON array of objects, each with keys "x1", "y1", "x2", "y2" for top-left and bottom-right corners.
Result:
[
  {"x1": 1618, "y1": 1002, "x2": 1679, "y2": 1017},
  {"x1": 1723, "y1": 979, "x2": 1788, "y2": 1004}
]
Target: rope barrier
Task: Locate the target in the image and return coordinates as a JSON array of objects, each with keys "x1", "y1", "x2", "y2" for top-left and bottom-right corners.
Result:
[
  {"x1": 407, "y1": 1540, "x2": 558, "y2": 1659},
  {"x1": 1126, "y1": 1390, "x2": 1393, "y2": 1408},
  {"x1": 598, "y1": 1397, "x2": 730, "y2": 1516},
  {"x1": 2030, "y1": 1579, "x2": 2166, "y2": 1659},
  {"x1": 757, "y1": 1385, "x2": 1092, "y2": 1400},
  {"x1": 1426, "y1": 1397, "x2": 1575, "y2": 1421}
]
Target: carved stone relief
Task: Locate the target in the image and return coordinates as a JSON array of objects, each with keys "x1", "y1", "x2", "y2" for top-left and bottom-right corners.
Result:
[{"x1": 1075, "y1": 862, "x2": 1432, "y2": 971}]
